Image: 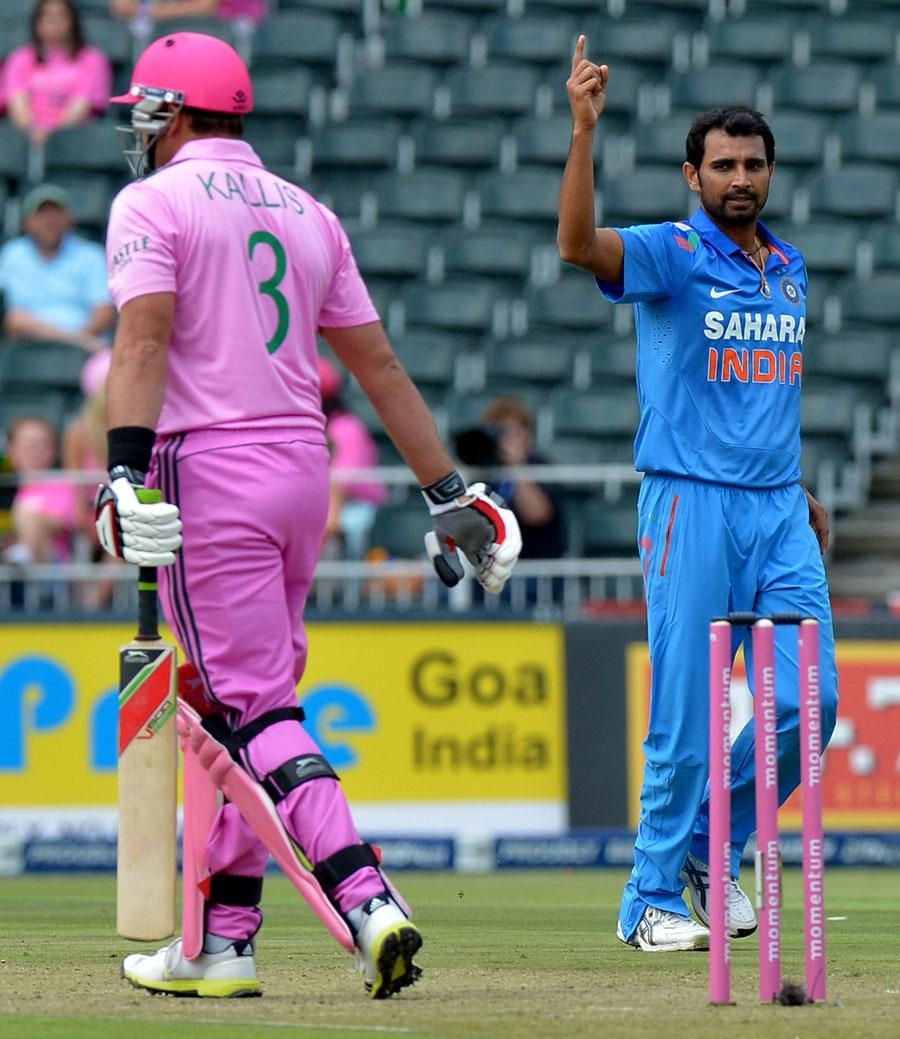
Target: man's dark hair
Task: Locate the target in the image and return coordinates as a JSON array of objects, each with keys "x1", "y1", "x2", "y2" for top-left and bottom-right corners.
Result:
[
  {"x1": 684, "y1": 105, "x2": 775, "y2": 169},
  {"x1": 183, "y1": 107, "x2": 244, "y2": 138}
]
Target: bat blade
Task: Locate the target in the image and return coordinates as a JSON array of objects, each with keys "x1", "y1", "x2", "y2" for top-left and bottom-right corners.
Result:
[{"x1": 117, "y1": 636, "x2": 177, "y2": 941}]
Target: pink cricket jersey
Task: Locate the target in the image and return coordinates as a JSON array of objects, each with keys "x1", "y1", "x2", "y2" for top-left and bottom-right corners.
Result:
[
  {"x1": 217, "y1": 0, "x2": 268, "y2": 21},
  {"x1": 3, "y1": 45, "x2": 111, "y2": 131},
  {"x1": 105, "y1": 138, "x2": 378, "y2": 438}
]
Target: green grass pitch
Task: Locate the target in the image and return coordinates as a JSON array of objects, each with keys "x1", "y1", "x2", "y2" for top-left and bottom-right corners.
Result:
[{"x1": 0, "y1": 868, "x2": 898, "y2": 1039}]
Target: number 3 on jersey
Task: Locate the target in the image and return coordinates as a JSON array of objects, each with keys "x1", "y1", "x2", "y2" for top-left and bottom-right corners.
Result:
[{"x1": 248, "y1": 230, "x2": 289, "y2": 354}]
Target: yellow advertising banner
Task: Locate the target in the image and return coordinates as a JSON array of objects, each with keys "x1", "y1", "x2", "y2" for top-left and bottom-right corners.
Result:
[
  {"x1": 0, "y1": 622, "x2": 567, "y2": 807},
  {"x1": 626, "y1": 639, "x2": 900, "y2": 831}
]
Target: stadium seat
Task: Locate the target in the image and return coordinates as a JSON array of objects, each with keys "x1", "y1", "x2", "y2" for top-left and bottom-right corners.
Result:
[
  {"x1": 837, "y1": 113, "x2": 900, "y2": 164},
  {"x1": 367, "y1": 500, "x2": 430, "y2": 560},
  {"x1": 525, "y1": 275, "x2": 615, "y2": 333},
  {"x1": 251, "y1": 67, "x2": 317, "y2": 118},
  {"x1": 410, "y1": 118, "x2": 505, "y2": 171},
  {"x1": 478, "y1": 168, "x2": 562, "y2": 224},
  {"x1": 482, "y1": 13, "x2": 577, "y2": 66},
  {"x1": 391, "y1": 330, "x2": 465, "y2": 390},
  {"x1": 545, "y1": 61, "x2": 649, "y2": 117},
  {"x1": 869, "y1": 224, "x2": 900, "y2": 269},
  {"x1": 252, "y1": 10, "x2": 342, "y2": 68},
  {"x1": 580, "y1": 496, "x2": 639, "y2": 558},
  {"x1": 438, "y1": 223, "x2": 538, "y2": 281},
  {"x1": 840, "y1": 273, "x2": 900, "y2": 325},
  {"x1": 548, "y1": 435, "x2": 635, "y2": 467},
  {"x1": 444, "y1": 387, "x2": 545, "y2": 437},
  {"x1": 0, "y1": 340, "x2": 87, "y2": 397},
  {"x1": 770, "y1": 62, "x2": 863, "y2": 113},
  {"x1": 445, "y1": 62, "x2": 543, "y2": 117},
  {"x1": 778, "y1": 221, "x2": 860, "y2": 276},
  {"x1": 381, "y1": 9, "x2": 474, "y2": 65},
  {"x1": 401, "y1": 277, "x2": 504, "y2": 335},
  {"x1": 244, "y1": 120, "x2": 303, "y2": 174},
  {"x1": 871, "y1": 60, "x2": 900, "y2": 108},
  {"x1": 348, "y1": 222, "x2": 431, "y2": 279},
  {"x1": 632, "y1": 112, "x2": 691, "y2": 165},
  {"x1": 586, "y1": 338, "x2": 638, "y2": 386},
  {"x1": 483, "y1": 336, "x2": 578, "y2": 389},
  {"x1": 806, "y1": 15, "x2": 897, "y2": 62},
  {"x1": 766, "y1": 111, "x2": 831, "y2": 168},
  {"x1": 701, "y1": 16, "x2": 796, "y2": 64},
  {"x1": 372, "y1": 169, "x2": 468, "y2": 223},
  {"x1": 549, "y1": 386, "x2": 640, "y2": 444},
  {"x1": 807, "y1": 166, "x2": 899, "y2": 220},
  {"x1": 82, "y1": 14, "x2": 133, "y2": 67},
  {"x1": 513, "y1": 114, "x2": 577, "y2": 167},
  {"x1": 800, "y1": 385, "x2": 860, "y2": 440},
  {"x1": 601, "y1": 166, "x2": 693, "y2": 224},
  {"x1": 0, "y1": 122, "x2": 29, "y2": 186},
  {"x1": 42, "y1": 120, "x2": 128, "y2": 177},
  {"x1": 583, "y1": 16, "x2": 684, "y2": 67},
  {"x1": 667, "y1": 62, "x2": 761, "y2": 110},
  {"x1": 44, "y1": 173, "x2": 119, "y2": 239},
  {"x1": 760, "y1": 167, "x2": 798, "y2": 222},
  {"x1": 804, "y1": 330, "x2": 894, "y2": 393},
  {"x1": 347, "y1": 62, "x2": 441, "y2": 118},
  {"x1": 308, "y1": 119, "x2": 403, "y2": 173},
  {"x1": 0, "y1": 388, "x2": 69, "y2": 437}
]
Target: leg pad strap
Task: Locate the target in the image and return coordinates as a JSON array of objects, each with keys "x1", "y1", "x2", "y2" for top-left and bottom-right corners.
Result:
[
  {"x1": 263, "y1": 754, "x2": 338, "y2": 804},
  {"x1": 204, "y1": 873, "x2": 264, "y2": 907},
  {"x1": 314, "y1": 842, "x2": 381, "y2": 894}
]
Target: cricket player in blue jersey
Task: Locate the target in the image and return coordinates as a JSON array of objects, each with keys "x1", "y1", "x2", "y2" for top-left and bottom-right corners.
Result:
[{"x1": 558, "y1": 36, "x2": 839, "y2": 952}]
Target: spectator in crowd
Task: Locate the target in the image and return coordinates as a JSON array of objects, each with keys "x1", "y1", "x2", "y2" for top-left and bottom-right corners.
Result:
[
  {"x1": 480, "y1": 395, "x2": 566, "y2": 560},
  {"x1": 110, "y1": 0, "x2": 268, "y2": 60},
  {"x1": 3, "y1": 0, "x2": 112, "y2": 149},
  {"x1": 3, "y1": 414, "x2": 78, "y2": 566},
  {"x1": 62, "y1": 349, "x2": 121, "y2": 607},
  {"x1": 0, "y1": 183, "x2": 115, "y2": 362},
  {"x1": 318, "y1": 355, "x2": 388, "y2": 560}
]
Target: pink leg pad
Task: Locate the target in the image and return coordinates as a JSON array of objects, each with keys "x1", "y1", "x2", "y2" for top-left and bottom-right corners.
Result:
[{"x1": 176, "y1": 700, "x2": 355, "y2": 954}]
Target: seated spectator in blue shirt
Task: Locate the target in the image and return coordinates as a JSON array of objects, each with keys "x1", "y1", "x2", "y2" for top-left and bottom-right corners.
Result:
[{"x1": 0, "y1": 183, "x2": 115, "y2": 358}]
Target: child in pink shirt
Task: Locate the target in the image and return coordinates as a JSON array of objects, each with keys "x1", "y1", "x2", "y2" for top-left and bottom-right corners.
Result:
[{"x1": 4, "y1": 0, "x2": 112, "y2": 146}]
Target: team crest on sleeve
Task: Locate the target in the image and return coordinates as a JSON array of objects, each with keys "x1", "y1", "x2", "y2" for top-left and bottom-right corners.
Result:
[
  {"x1": 673, "y1": 222, "x2": 700, "y2": 253},
  {"x1": 779, "y1": 276, "x2": 801, "y2": 305}
]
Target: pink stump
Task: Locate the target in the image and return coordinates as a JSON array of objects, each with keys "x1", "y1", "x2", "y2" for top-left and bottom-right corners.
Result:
[
  {"x1": 799, "y1": 619, "x2": 827, "y2": 1001},
  {"x1": 709, "y1": 620, "x2": 733, "y2": 1005},
  {"x1": 753, "y1": 618, "x2": 781, "y2": 1002}
]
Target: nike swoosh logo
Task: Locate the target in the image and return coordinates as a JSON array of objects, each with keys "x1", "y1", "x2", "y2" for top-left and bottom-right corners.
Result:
[{"x1": 710, "y1": 287, "x2": 741, "y2": 299}]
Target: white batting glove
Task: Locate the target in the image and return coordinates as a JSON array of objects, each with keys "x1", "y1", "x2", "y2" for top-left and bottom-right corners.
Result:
[
  {"x1": 95, "y1": 466, "x2": 182, "y2": 567},
  {"x1": 422, "y1": 471, "x2": 522, "y2": 595}
]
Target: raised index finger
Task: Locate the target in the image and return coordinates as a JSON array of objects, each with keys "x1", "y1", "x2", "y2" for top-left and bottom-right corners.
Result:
[{"x1": 572, "y1": 33, "x2": 586, "y2": 70}]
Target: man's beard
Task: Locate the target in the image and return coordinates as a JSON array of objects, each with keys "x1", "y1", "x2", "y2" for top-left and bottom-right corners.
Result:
[{"x1": 701, "y1": 187, "x2": 766, "y2": 227}]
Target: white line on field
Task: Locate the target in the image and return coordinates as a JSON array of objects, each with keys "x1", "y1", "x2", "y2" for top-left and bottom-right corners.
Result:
[{"x1": 126, "y1": 1018, "x2": 411, "y2": 1034}]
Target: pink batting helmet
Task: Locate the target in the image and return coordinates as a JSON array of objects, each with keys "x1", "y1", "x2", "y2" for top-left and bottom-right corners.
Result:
[
  {"x1": 110, "y1": 32, "x2": 253, "y2": 113},
  {"x1": 318, "y1": 356, "x2": 343, "y2": 401}
]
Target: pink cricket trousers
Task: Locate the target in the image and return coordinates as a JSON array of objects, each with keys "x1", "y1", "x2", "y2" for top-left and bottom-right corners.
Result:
[{"x1": 151, "y1": 428, "x2": 384, "y2": 939}]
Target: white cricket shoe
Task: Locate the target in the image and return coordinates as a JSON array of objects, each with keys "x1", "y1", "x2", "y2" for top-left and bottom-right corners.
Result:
[
  {"x1": 354, "y1": 895, "x2": 423, "y2": 999},
  {"x1": 617, "y1": 907, "x2": 710, "y2": 952},
  {"x1": 121, "y1": 936, "x2": 260, "y2": 998},
  {"x1": 680, "y1": 853, "x2": 758, "y2": 938}
]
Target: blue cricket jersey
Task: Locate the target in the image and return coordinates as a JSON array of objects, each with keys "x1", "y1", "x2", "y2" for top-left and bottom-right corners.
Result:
[{"x1": 597, "y1": 208, "x2": 807, "y2": 488}]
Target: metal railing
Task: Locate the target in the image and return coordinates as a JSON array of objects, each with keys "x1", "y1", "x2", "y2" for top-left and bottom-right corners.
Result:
[{"x1": 0, "y1": 463, "x2": 645, "y2": 620}]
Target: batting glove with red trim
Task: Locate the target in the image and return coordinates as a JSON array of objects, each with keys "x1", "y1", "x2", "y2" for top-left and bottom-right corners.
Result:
[{"x1": 422, "y1": 470, "x2": 522, "y2": 594}]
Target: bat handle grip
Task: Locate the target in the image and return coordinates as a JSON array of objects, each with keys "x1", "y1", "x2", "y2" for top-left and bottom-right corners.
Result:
[
  {"x1": 137, "y1": 566, "x2": 160, "y2": 640},
  {"x1": 134, "y1": 488, "x2": 163, "y2": 641}
]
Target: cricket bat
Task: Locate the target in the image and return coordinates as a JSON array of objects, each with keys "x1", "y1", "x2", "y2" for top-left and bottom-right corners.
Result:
[{"x1": 116, "y1": 525, "x2": 178, "y2": 941}]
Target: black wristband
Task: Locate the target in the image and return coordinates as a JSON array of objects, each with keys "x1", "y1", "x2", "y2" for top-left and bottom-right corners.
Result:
[
  {"x1": 422, "y1": 469, "x2": 466, "y2": 506},
  {"x1": 107, "y1": 426, "x2": 156, "y2": 473}
]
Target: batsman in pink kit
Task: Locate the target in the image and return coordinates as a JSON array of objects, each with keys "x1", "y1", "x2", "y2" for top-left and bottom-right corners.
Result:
[{"x1": 94, "y1": 32, "x2": 522, "y2": 999}]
